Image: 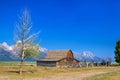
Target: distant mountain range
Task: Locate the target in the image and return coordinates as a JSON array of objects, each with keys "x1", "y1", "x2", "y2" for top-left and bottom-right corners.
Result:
[
  {"x1": 0, "y1": 42, "x2": 113, "y2": 62},
  {"x1": 73, "y1": 51, "x2": 102, "y2": 62},
  {"x1": 0, "y1": 42, "x2": 47, "y2": 61},
  {"x1": 0, "y1": 42, "x2": 19, "y2": 61}
]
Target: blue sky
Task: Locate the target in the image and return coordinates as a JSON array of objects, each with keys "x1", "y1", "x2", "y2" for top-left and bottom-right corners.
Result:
[{"x1": 0, "y1": 0, "x2": 120, "y2": 57}]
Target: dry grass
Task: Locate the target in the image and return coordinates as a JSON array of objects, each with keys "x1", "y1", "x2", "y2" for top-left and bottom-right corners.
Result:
[
  {"x1": 0, "y1": 62, "x2": 120, "y2": 80},
  {"x1": 83, "y1": 67, "x2": 120, "y2": 80},
  {"x1": 110, "y1": 72, "x2": 120, "y2": 80}
]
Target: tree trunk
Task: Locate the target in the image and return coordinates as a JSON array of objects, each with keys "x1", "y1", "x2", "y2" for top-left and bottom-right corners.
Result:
[
  {"x1": 19, "y1": 59, "x2": 24, "y2": 75},
  {"x1": 19, "y1": 50, "x2": 25, "y2": 75}
]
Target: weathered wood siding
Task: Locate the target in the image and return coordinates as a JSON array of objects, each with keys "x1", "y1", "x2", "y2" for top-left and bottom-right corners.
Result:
[
  {"x1": 66, "y1": 50, "x2": 74, "y2": 59},
  {"x1": 37, "y1": 50, "x2": 80, "y2": 67},
  {"x1": 57, "y1": 59, "x2": 67, "y2": 67},
  {"x1": 37, "y1": 61, "x2": 56, "y2": 67},
  {"x1": 56, "y1": 58, "x2": 79, "y2": 67}
]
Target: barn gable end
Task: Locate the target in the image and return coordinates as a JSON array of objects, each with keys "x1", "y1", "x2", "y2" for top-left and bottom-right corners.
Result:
[{"x1": 37, "y1": 50, "x2": 79, "y2": 67}]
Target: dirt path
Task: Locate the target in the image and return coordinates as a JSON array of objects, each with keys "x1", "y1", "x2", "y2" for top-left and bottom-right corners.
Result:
[
  {"x1": 26, "y1": 71, "x2": 107, "y2": 80},
  {"x1": 0, "y1": 71, "x2": 115, "y2": 80}
]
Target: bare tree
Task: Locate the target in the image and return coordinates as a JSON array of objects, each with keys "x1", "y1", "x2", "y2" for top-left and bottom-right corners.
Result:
[
  {"x1": 106, "y1": 57, "x2": 112, "y2": 67},
  {"x1": 14, "y1": 9, "x2": 40, "y2": 75}
]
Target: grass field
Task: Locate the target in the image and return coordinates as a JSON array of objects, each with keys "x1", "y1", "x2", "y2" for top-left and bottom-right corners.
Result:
[
  {"x1": 0, "y1": 61, "x2": 120, "y2": 80},
  {"x1": 0, "y1": 61, "x2": 35, "y2": 66},
  {"x1": 83, "y1": 70, "x2": 120, "y2": 80}
]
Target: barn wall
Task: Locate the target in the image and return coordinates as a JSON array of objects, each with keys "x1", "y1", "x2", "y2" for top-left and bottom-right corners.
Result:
[
  {"x1": 56, "y1": 58, "x2": 80, "y2": 68},
  {"x1": 71, "y1": 59, "x2": 80, "y2": 67},
  {"x1": 37, "y1": 61, "x2": 56, "y2": 67},
  {"x1": 37, "y1": 50, "x2": 80, "y2": 67},
  {"x1": 56, "y1": 59, "x2": 68, "y2": 67},
  {"x1": 67, "y1": 50, "x2": 74, "y2": 59}
]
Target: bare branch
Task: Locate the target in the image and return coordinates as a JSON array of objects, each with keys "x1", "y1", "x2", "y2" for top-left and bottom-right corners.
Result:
[
  {"x1": 14, "y1": 9, "x2": 40, "y2": 75},
  {"x1": 24, "y1": 31, "x2": 40, "y2": 43}
]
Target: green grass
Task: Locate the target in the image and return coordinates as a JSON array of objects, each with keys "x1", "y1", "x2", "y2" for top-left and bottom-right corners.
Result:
[{"x1": 111, "y1": 62, "x2": 120, "y2": 66}]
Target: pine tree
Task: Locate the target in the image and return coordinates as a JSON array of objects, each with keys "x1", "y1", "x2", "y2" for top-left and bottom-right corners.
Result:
[{"x1": 115, "y1": 40, "x2": 120, "y2": 65}]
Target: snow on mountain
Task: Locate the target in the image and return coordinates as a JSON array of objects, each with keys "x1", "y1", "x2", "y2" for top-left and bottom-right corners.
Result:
[
  {"x1": 73, "y1": 51, "x2": 102, "y2": 62},
  {"x1": 0, "y1": 42, "x2": 17, "y2": 61},
  {"x1": 39, "y1": 47, "x2": 48, "y2": 59},
  {"x1": 0, "y1": 42, "x2": 109, "y2": 62},
  {"x1": 82, "y1": 51, "x2": 95, "y2": 59},
  {"x1": 1, "y1": 42, "x2": 13, "y2": 51},
  {"x1": 39, "y1": 47, "x2": 48, "y2": 53},
  {"x1": 0, "y1": 42, "x2": 47, "y2": 61}
]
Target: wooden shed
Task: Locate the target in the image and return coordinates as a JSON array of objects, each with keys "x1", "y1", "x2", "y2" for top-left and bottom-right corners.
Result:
[{"x1": 37, "y1": 50, "x2": 80, "y2": 67}]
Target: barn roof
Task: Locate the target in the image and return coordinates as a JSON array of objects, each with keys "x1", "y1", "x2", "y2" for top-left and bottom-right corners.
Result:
[
  {"x1": 37, "y1": 58, "x2": 61, "y2": 61},
  {"x1": 45, "y1": 50, "x2": 71, "y2": 59},
  {"x1": 38, "y1": 50, "x2": 72, "y2": 61},
  {"x1": 37, "y1": 50, "x2": 75, "y2": 61}
]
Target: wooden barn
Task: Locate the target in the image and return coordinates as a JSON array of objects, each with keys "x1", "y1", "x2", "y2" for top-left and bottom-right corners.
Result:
[{"x1": 37, "y1": 50, "x2": 80, "y2": 67}]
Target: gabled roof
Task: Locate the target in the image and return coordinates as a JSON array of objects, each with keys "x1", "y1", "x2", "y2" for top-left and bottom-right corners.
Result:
[
  {"x1": 37, "y1": 58, "x2": 61, "y2": 61},
  {"x1": 37, "y1": 50, "x2": 75, "y2": 62},
  {"x1": 45, "y1": 50, "x2": 70, "y2": 59}
]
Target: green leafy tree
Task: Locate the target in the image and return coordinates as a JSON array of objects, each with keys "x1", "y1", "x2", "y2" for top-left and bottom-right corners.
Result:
[
  {"x1": 14, "y1": 9, "x2": 40, "y2": 75},
  {"x1": 115, "y1": 40, "x2": 120, "y2": 65},
  {"x1": 16, "y1": 42, "x2": 40, "y2": 59}
]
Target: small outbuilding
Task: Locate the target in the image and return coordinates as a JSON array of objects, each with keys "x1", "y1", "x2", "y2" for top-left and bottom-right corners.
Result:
[{"x1": 37, "y1": 50, "x2": 80, "y2": 67}]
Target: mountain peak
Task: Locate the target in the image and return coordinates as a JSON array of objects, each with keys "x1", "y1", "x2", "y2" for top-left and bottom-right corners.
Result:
[
  {"x1": 0, "y1": 42, "x2": 48, "y2": 61},
  {"x1": 2, "y1": 42, "x2": 8, "y2": 47},
  {"x1": 73, "y1": 51, "x2": 100, "y2": 62},
  {"x1": 39, "y1": 47, "x2": 48, "y2": 53},
  {"x1": 1, "y1": 42, "x2": 13, "y2": 51},
  {"x1": 82, "y1": 51, "x2": 95, "y2": 58}
]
